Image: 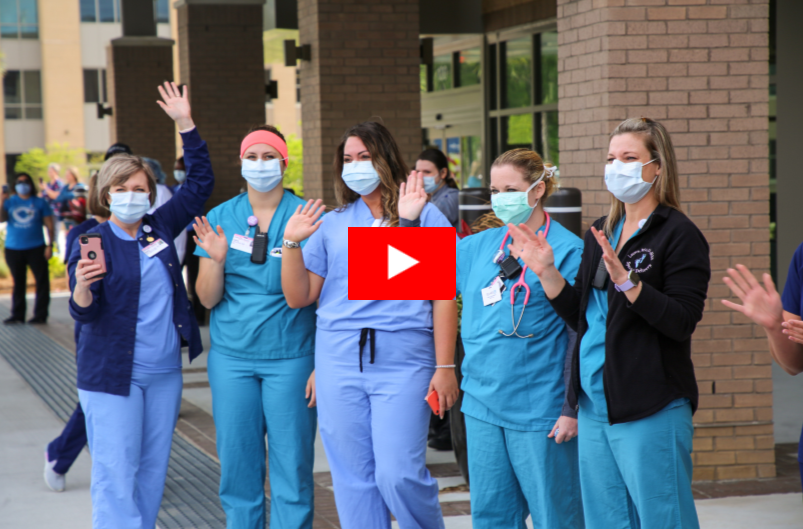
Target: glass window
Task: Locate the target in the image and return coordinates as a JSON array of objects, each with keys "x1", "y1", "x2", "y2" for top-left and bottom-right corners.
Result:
[
  {"x1": 420, "y1": 64, "x2": 430, "y2": 93},
  {"x1": 1, "y1": 0, "x2": 37, "y2": 39},
  {"x1": 447, "y1": 137, "x2": 461, "y2": 182},
  {"x1": 4, "y1": 71, "x2": 21, "y2": 104},
  {"x1": 5, "y1": 107, "x2": 22, "y2": 119},
  {"x1": 18, "y1": 0, "x2": 36, "y2": 25},
  {"x1": 101, "y1": 69, "x2": 108, "y2": 102},
  {"x1": 1, "y1": 0, "x2": 18, "y2": 25},
  {"x1": 98, "y1": 0, "x2": 116, "y2": 22},
  {"x1": 503, "y1": 37, "x2": 532, "y2": 109},
  {"x1": 540, "y1": 32, "x2": 558, "y2": 105},
  {"x1": 462, "y1": 135, "x2": 483, "y2": 188},
  {"x1": 23, "y1": 70, "x2": 41, "y2": 103},
  {"x1": 84, "y1": 69, "x2": 100, "y2": 103},
  {"x1": 433, "y1": 54, "x2": 452, "y2": 92},
  {"x1": 458, "y1": 48, "x2": 481, "y2": 88},
  {"x1": 488, "y1": 43, "x2": 497, "y2": 111},
  {"x1": 4, "y1": 70, "x2": 42, "y2": 120},
  {"x1": 503, "y1": 114, "x2": 533, "y2": 152},
  {"x1": 80, "y1": 0, "x2": 97, "y2": 22},
  {"x1": 155, "y1": 0, "x2": 169, "y2": 23},
  {"x1": 537, "y1": 111, "x2": 559, "y2": 166},
  {"x1": 24, "y1": 106, "x2": 42, "y2": 119}
]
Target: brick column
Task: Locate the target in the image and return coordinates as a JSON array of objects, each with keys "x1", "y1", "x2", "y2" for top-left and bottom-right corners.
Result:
[
  {"x1": 558, "y1": 0, "x2": 773, "y2": 481},
  {"x1": 176, "y1": 0, "x2": 266, "y2": 211},
  {"x1": 297, "y1": 0, "x2": 421, "y2": 205},
  {"x1": 107, "y1": 38, "x2": 176, "y2": 172}
]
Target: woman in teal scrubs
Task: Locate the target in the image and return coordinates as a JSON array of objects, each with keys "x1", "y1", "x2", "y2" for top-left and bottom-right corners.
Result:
[
  {"x1": 508, "y1": 118, "x2": 709, "y2": 529},
  {"x1": 456, "y1": 148, "x2": 584, "y2": 529},
  {"x1": 193, "y1": 125, "x2": 317, "y2": 528}
]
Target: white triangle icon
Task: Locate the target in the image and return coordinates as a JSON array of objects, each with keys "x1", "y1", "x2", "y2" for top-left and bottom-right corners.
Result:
[{"x1": 388, "y1": 245, "x2": 419, "y2": 279}]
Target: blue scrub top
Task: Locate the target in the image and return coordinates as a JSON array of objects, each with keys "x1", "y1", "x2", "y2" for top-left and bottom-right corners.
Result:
[
  {"x1": 3, "y1": 195, "x2": 53, "y2": 250},
  {"x1": 303, "y1": 199, "x2": 453, "y2": 332},
  {"x1": 109, "y1": 221, "x2": 180, "y2": 372},
  {"x1": 194, "y1": 191, "x2": 317, "y2": 360},
  {"x1": 780, "y1": 241, "x2": 803, "y2": 464},
  {"x1": 579, "y1": 217, "x2": 687, "y2": 422},
  {"x1": 456, "y1": 220, "x2": 583, "y2": 431}
]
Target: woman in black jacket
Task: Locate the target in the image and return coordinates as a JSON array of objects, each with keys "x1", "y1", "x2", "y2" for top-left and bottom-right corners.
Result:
[{"x1": 507, "y1": 117, "x2": 709, "y2": 529}]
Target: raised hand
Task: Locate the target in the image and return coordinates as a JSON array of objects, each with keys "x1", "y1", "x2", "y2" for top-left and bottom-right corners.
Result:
[
  {"x1": 398, "y1": 171, "x2": 428, "y2": 221},
  {"x1": 507, "y1": 222, "x2": 555, "y2": 277},
  {"x1": 590, "y1": 226, "x2": 629, "y2": 285},
  {"x1": 157, "y1": 82, "x2": 194, "y2": 131},
  {"x1": 284, "y1": 199, "x2": 325, "y2": 242},
  {"x1": 192, "y1": 216, "x2": 228, "y2": 264},
  {"x1": 722, "y1": 264, "x2": 784, "y2": 331}
]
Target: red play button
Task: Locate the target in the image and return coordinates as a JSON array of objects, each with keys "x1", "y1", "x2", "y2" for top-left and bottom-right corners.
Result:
[{"x1": 348, "y1": 227, "x2": 456, "y2": 300}]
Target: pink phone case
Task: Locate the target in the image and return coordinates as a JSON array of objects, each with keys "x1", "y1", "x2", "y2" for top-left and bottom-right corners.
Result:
[{"x1": 79, "y1": 234, "x2": 107, "y2": 279}]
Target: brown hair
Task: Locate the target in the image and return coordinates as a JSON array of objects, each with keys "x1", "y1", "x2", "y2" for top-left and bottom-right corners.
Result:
[
  {"x1": 604, "y1": 117, "x2": 681, "y2": 236},
  {"x1": 94, "y1": 155, "x2": 157, "y2": 217},
  {"x1": 491, "y1": 148, "x2": 558, "y2": 199},
  {"x1": 334, "y1": 121, "x2": 409, "y2": 227},
  {"x1": 417, "y1": 148, "x2": 458, "y2": 189},
  {"x1": 86, "y1": 172, "x2": 104, "y2": 217}
]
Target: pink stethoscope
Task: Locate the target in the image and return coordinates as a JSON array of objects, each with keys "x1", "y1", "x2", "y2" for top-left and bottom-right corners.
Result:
[{"x1": 493, "y1": 213, "x2": 551, "y2": 339}]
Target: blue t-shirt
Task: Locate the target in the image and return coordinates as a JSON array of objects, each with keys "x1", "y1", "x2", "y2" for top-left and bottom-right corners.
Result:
[
  {"x1": 109, "y1": 221, "x2": 180, "y2": 372},
  {"x1": 3, "y1": 195, "x2": 53, "y2": 250},
  {"x1": 456, "y1": 219, "x2": 582, "y2": 431},
  {"x1": 303, "y1": 199, "x2": 454, "y2": 332},
  {"x1": 194, "y1": 191, "x2": 317, "y2": 359}
]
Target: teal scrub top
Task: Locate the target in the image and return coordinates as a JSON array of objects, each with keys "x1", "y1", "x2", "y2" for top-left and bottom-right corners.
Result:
[
  {"x1": 579, "y1": 217, "x2": 687, "y2": 422},
  {"x1": 456, "y1": 219, "x2": 583, "y2": 431},
  {"x1": 194, "y1": 191, "x2": 317, "y2": 360}
]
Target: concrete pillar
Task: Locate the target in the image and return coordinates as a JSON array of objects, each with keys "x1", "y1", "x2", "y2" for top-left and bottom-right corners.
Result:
[
  {"x1": 107, "y1": 37, "x2": 176, "y2": 172},
  {"x1": 39, "y1": 0, "x2": 85, "y2": 148},
  {"x1": 176, "y1": 0, "x2": 266, "y2": 211},
  {"x1": 297, "y1": 0, "x2": 421, "y2": 205},
  {"x1": 558, "y1": 0, "x2": 773, "y2": 481}
]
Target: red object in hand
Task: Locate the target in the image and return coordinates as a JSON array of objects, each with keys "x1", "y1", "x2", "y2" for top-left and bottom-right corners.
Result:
[{"x1": 426, "y1": 390, "x2": 440, "y2": 416}]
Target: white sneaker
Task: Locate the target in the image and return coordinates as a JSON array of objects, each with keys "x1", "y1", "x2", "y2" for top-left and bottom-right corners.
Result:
[{"x1": 44, "y1": 451, "x2": 65, "y2": 492}]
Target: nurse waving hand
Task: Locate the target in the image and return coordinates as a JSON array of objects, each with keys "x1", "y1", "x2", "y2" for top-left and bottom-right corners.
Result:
[
  {"x1": 282, "y1": 121, "x2": 458, "y2": 529},
  {"x1": 456, "y1": 149, "x2": 584, "y2": 529},
  {"x1": 192, "y1": 125, "x2": 318, "y2": 528}
]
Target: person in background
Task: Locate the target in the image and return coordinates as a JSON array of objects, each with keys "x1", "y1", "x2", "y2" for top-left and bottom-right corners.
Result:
[
  {"x1": 68, "y1": 82, "x2": 213, "y2": 529},
  {"x1": 41, "y1": 163, "x2": 64, "y2": 252},
  {"x1": 104, "y1": 142, "x2": 133, "y2": 161},
  {"x1": 55, "y1": 167, "x2": 83, "y2": 232},
  {"x1": 43, "y1": 172, "x2": 107, "y2": 492},
  {"x1": 416, "y1": 148, "x2": 459, "y2": 228},
  {"x1": 145, "y1": 157, "x2": 187, "y2": 265},
  {"x1": 1, "y1": 173, "x2": 54, "y2": 324}
]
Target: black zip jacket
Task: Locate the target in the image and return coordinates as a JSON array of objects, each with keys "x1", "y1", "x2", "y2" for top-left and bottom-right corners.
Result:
[{"x1": 549, "y1": 204, "x2": 710, "y2": 425}]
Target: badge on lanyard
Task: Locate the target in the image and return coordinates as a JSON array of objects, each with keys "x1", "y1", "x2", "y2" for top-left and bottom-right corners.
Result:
[
  {"x1": 482, "y1": 284, "x2": 503, "y2": 306},
  {"x1": 269, "y1": 247, "x2": 283, "y2": 258},
  {"x1": 142, "y1": 239, "x2": 168, "y2": 258},
  {"x1": 231, "y1": 234, "x2": 254, "y2": 254}
]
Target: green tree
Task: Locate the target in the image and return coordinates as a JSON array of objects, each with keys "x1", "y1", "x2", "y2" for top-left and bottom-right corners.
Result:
[
  {"x1": 283, "y1": 134, "x2": 304, "y2": 197},
  {"x1": 14, "y1": 143, "x2": 89, "y2": 182}
]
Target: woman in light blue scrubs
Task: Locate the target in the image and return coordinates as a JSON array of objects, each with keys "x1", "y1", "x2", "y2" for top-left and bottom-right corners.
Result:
[
  {"x1": 508, "y1": 118, "x2": 710, "y2": 529},
  {"x1": 192, "y1": 125, "x2": 317, "y2": 528},
  {"x1": 456, "y1": 149, "x2": 584, "y2": 529},
  {"x1": 281, "y1": 121, "x2": 460, "y2": 529}
]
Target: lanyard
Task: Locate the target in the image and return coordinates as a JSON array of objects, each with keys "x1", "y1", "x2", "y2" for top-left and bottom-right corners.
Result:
[{"x1": 496, "y1": 213, "x2": 550, "y2": 339}]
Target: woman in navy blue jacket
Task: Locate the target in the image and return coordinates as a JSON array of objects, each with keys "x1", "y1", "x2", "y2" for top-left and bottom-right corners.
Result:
[{"x1": 67, "y1": 82, "x2": 213, "y2": 529}]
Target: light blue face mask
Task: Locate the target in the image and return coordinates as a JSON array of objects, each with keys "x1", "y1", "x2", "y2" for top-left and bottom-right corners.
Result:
[
  {"x1": 491, "y1": 180, "x2": 540, "y2": 225},
  {"x1": 423, "y1": 176, "x2": 439, "y2": 194},
  {"x1": 241, "y1": 158, "x2": 284, "y2": 193},
  {"x1": 15, "y1": 183, "x2": 31, "y2": 196},
  {"x1": 604, "y1": 158, "x2": 658, "y2": 204},
  {"x1": 109, "y1": 191, "x2": 151, "y2": 224},
  {"x1": 173, "y1": 170, "x2": 186, "y2": 183},
  {"x1": 342, "y1": 160, "x2": 380, "y2": 195}
]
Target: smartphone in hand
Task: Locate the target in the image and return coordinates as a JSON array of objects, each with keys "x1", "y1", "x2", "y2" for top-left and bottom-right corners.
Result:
[
  {"x1": 426, "y1": 390, "x2": 440, "y2": 416},
  {"x1": 79, "y1": 234, "x2": 108, "y2": 279}
]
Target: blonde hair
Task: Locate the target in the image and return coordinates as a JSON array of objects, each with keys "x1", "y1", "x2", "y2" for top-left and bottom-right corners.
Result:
[
  {"x1": 94, "y1": 155, "x2": 156, "y2": 217},
  {"x1": 66, "y1": 166, "x2": 81, "y2": 185},
  {"x1": 604, "y1": 117, "x2": 681, "y2": 236},
  {"x1": 491, "y1": 148, "x2": 558, "y2": 199}
]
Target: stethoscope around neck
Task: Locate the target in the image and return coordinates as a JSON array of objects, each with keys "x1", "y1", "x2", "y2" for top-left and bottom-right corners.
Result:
[{"x1": 493, "y1": 213, "x2": 551, "y2": 339}]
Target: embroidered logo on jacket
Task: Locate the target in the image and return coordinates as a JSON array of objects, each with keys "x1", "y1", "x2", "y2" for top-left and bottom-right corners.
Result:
[{"x1": 625, "y1": 248, "x2": 655, "y2": 274}]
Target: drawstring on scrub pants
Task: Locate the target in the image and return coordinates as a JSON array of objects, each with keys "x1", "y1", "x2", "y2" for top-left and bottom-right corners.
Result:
[{"x1": 359, "y1": 328, "x2": 376, "y2": 372}]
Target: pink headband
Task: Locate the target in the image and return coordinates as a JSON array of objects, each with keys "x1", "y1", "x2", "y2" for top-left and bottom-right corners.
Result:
[{"x1": 240, "y1": 130, "x2": 289, "y2": 161}]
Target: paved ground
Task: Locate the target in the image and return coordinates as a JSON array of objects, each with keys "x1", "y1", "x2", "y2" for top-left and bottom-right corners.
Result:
[{"x1": 1, "y1": 292, "x2": 801, "y2": 528}]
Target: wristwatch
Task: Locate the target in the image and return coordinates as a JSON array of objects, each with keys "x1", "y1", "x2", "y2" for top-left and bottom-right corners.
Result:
[
  {"x1": 614, "y1": 270, "x2": 640, "y2": 292},
  {"x1": 283, "y1": 239, "x2": 300, "y2": 249}
]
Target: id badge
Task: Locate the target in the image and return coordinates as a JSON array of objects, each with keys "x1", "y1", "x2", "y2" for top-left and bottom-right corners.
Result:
[
  {"x1": 481, "y1": 284, "x2": 502, "y2": 306},
  {"x1": 142, "y1": 239, "x2": 169, "y2": 258},
  {"x1": 231, "y1": 234, "x2": 254, "y2": 254}
]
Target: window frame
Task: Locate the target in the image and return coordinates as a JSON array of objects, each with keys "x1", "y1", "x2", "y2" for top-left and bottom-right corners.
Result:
[
  {"x1": 1, "y1": 0, "x2": 39, "y2": 39},
  {"x1": 4, "y1": 69, "x2": 43, "y2": 121}
]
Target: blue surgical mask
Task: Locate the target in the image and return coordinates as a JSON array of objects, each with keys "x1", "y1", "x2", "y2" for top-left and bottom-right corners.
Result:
[
  {"x1": 15, "y1": 183, "x2": 31, "y2": 196},
  {"x1": 604, "y1": 159, "x2": 658, "y2": 204},
  {"x1": 173, "y1": 170, "x2": 186, "y2": 183},
  {"x1": 342, "y1": 161, "x2": 380, "y2": 195},
  {"x1": 108, "y1": 191, "x2": 151, "y2": 224},
  {"x1": 241, "y1": 158, "x2": 284, "y2": 193},
  {"x1": 491, "y1": 180, "x2": 540, "y2": 225},
  {"x1": 423, "y1": 176, "x2": 439, "y2": 194}
]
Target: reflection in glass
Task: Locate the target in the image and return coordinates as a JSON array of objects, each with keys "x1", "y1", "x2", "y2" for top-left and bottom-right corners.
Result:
[
  {"x1": 155, "y1": 0, "x2": 169, "y2": 23},
  {"x1": 538, "y1": 111, "x2": 559, "y2": 167},
  {"x1": 488, "y1": 43, "x2": 497, "y2": 111},
  {"x1": 23, "y1": 70, "x2": 41, "y2": 104},
  {"x1": 446, "y1": 137, "x2": 461, "y2": 182},
  {"x1": 18, "y1": 0, "x2": 36, "y2": 25},
  {"x1": 459, "y1": 48, "x2": 481, "y2": 88},
  {"x1": 503, "y1": 37, "x2": 532, "y2": 109},
  {"x1": 503, "y1": 114, "x2": 533, "y2": 152},
  {"x1": 462, "y1": 136, "x2": 483, "y2": 188},
  {"x1": 80, "y1": 0, "x2": 96, "y2": 22},
  {"x1": 1, "y1": 0, "x2": 17, "y2": 25},
  {"x1": 420, "y1": 64, "x2": 429, "y2": 93},
  {"x1": 433, "y1": 54, "x2": 452, "y2": 91},
  {"x1": 540, "y1": 32, "x2": 558, "y2": 105},
  {"x1": 99, "y1": 0, "x2": 115, "y2": 22}
]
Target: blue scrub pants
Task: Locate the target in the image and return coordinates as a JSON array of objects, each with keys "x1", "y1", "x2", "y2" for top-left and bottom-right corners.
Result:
[
  {"x1": 47, "y1": 402, "x2": 87, "y2": 475},
  {"x1": 464, "y1": 415, "x2": 584, "y2": 529},
  {"x1": 207, "y1": 351, "x2": 317, "y2": 529},
  {"x1": 577, "y1": 403, "x2": 699, "y2": 529},
  {"x1": 79, "y1": 369, "x2": 182, "y2": 529},
  {"x1": 315, "y1": 329, "x2": 444, "y2": 529}
]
